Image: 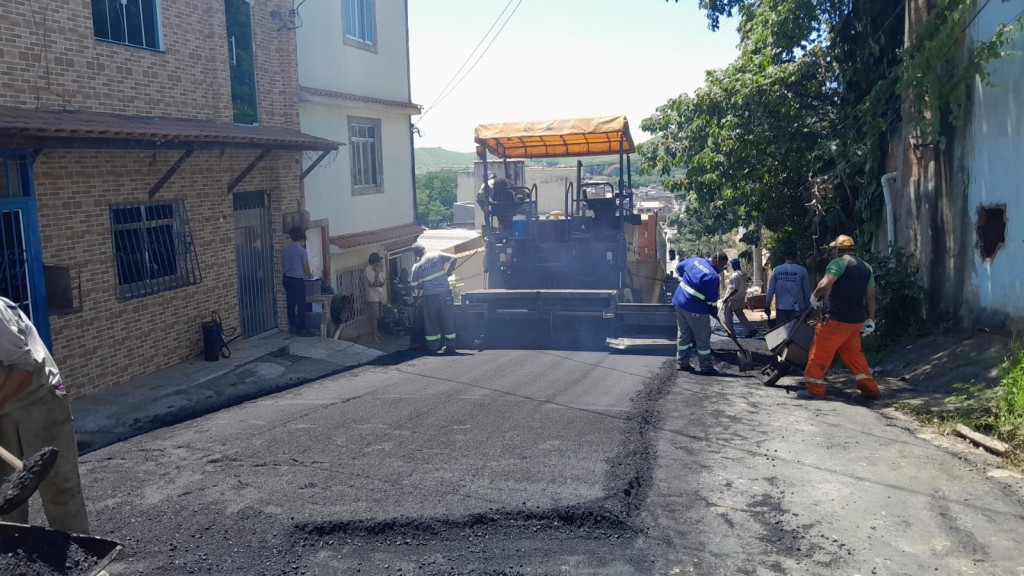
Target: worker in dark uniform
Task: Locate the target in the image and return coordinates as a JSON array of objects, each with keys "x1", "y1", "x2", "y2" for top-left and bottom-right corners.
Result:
[
  {"x1": 801, "y1": 235, "x2": 880, "y2": 400},
  {"x1": 673, "y1": 252, "x2": 729, "y2": 375},
  {"x1": 410, "y1": 243, "x2": 458, "y2": 354},
  {"x1": 476, "y1": 172, "x2": 519, "y2": 234}
]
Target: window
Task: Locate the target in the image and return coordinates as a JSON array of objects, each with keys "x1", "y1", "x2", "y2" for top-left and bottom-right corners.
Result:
[
  {"x1": 976, "y1": 204, "x2": 1007, "y2": 261},
  {"x1": 109, "y1": 200, "x2": 202, "y2": 299},
  {"x1": 92, "y1": 0, "x2": 163, "y2": 50},
  {"x1": 349, "y1": 117, "x2": 384, "y2": 194},
  {"x1": 343, "y1": 0, "x2": 377, "y2": 49}
]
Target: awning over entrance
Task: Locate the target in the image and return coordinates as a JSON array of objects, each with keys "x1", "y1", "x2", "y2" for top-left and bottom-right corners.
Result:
[
  {"x1": 0, "y1": 106, "x2": 339, "y2": 152},
  {"x1": 0, "y1": 106, "x2": 342, "y2": 198},
  {"x1": 474, "y1": 116, "x2": 634, "y2": 159},
  {"x1": 329, "y1": 222, "x2": 426, "y2": 251}
]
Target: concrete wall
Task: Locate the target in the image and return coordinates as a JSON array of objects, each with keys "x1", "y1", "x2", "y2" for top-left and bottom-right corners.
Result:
[
  {"x1": 299, "y1": 102, "x2": 416, "y2": 233},
  {"x1": 888, "y1": 0, "x2": 1024, "y2": 330},
  {"x1": 295, "y1": 0, "x2": 410, "y2": 102},
  {"x1": 963, "y1": 1, "x2": 1024, "y2": 327},
  {"x1": 295, "y1": 0, "x2": 417, "y2": 240}
]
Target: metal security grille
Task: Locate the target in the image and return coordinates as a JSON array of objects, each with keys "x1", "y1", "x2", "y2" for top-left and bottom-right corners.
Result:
[
  {"x1": 233, "y1": 191, "x2": 276, "y2": 336},
  {"x1": 334, "y1": 264, "x2": 369, "y2": 328},
  {"x1": 91, "y1": 0, "x2": 162, "y2": 50},
  {"x1": 109, "y1": 200, "x2": 202, "y2": 300},
  {"x1": 0, "y1": 152, "x2": 50, "y2": 346},
  {"x1": 0, "y1": 208, "x2": 31, "y2": 318}
]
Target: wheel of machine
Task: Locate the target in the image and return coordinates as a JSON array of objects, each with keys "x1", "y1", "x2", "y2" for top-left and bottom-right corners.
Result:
[{"x1": 762, "y1": 363, "x2": 791, "y2": 387}]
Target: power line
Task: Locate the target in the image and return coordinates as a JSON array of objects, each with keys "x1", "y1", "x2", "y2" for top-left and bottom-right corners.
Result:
[
  {"x1": 415, "y1": 0, "x2": 523, "y2": 127},
  {"x1": 417, "y1": 0, "x2": 516, "y2": 120}
]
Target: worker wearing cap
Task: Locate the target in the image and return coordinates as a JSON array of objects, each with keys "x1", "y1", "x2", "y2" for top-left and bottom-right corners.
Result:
[
  {"x1": 410, "y1": 243, "x2": 458, "y2": 354},
  {"x1": 719, "y1": 258, "x2": 756, "y2": 338},
  {"x1": 673, "y1": 253, "x2": 729, "y2": 375},
  {"x1": 764, "y1": 249, "x2": 811, "y2": 326},
  {"x1": 0, "y1": 297, "x2": 89, "y2": 533},
  {"x1": 801, "y1": 235, "x2": 880, "y2": 400}
]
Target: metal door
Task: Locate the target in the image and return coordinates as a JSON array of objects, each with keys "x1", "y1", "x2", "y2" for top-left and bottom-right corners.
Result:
[
  {"x1": 0, "y1": 153, "x2": 50, "y2": 347},
  {"x1": 233, "y1": 191, "x2": 275, "y2": 336}
]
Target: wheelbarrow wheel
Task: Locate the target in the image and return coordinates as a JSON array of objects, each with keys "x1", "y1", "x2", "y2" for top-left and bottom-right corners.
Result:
[{"x1": 762, "y1": 363, "x2": 791, "y2": 387}]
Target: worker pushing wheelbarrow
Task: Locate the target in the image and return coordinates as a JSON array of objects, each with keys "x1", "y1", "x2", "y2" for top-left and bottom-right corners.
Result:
[{"x1": 760, "y1": 306, "x2": 818, "y2": 387}]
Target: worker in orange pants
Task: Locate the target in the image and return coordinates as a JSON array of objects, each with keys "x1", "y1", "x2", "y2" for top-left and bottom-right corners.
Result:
[
  {"x1": 804, "y1": 319, "x2": 880, "y2": 399},
  {"x1": 801, "y1": 235, "x2": 880, "y2": 400}
]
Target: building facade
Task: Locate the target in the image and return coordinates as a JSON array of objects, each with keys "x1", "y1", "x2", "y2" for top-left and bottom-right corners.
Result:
[
  {"x1": 887, "y1": 0, "x2": 1023, "y2": 330},
  {"x1": 0, "y1": 0, "x2": 336, "y2": 397},
  {"x1": 294, "y1": 0, "x2": 422, "y2": 336}
]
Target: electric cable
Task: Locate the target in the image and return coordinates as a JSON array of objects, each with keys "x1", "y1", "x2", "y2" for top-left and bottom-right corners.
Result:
[
  {"x1": 415, "y1": 0, "x2": 523, "y2": 126},
  {"x1": 416, "y1": 0, "x2": 516, "y2": 122}
]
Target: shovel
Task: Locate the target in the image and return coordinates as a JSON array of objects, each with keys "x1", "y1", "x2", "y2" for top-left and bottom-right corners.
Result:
[
  {"x1": 715, "y1": 317, "x2": 755, "y2": 372},
  {"x1": 0, "y1": 444, "x2": 59, "y2": 516}
]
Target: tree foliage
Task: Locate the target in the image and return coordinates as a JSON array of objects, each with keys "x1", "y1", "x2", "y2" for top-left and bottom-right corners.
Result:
[
  {"x1": 653, "y1": 0, "x2": 1021, "y2": 252},
  {"x1": 415, "y1": 170, "x2": 458, "y2": 228}
]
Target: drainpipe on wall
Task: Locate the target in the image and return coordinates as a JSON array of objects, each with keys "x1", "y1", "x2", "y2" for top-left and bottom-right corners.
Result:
[{"x1": 881, "y1": 172, "x2": 898, "y2": 246}]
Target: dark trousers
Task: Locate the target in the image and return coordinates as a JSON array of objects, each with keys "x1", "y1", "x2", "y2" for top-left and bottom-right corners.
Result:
[
  {"x1": 775, "y1": 308, "x2": 802, "y2": 326},
  {"x1": 283, "y1": 275, "x2": 307, "y2": 332},
  {"x1": 423, "y1": 292, "x2": 456, "y2": 352}
]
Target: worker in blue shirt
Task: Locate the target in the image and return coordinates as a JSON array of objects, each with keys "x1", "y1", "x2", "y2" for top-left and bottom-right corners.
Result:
[{"x1": 673, "y1": 252, "x2": 729, "y2": 374}]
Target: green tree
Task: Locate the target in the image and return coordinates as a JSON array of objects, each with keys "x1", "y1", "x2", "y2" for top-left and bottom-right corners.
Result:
[
  {"x1": 416, "y1": 170, "x2": 458, "y2": 228},
  {"x1": 639, "y1": 50, "x2": 836, "y2": 253}
]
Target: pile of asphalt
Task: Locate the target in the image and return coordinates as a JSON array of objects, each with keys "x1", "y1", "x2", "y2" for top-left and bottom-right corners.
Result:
[{"x1": 0, "y1": 530, "x2": 96, "y2": 576}]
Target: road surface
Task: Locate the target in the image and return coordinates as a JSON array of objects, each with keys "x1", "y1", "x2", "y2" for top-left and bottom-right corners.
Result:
[{"x1": 68, "y1": 343, "x2": 1024, "y2": 575}]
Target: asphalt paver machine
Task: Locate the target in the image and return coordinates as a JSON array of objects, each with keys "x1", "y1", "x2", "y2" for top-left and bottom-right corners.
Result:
[{"x1": 454, "y1": 116, "x2": 677, "y2": 351}]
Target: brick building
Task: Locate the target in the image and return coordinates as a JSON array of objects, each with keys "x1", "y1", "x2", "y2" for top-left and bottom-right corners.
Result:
[{"x1": 0, "y1": 0, "x2": 338, "y2": 397}]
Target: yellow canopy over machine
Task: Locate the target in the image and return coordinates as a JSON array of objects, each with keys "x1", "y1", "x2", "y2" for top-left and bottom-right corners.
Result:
[{"x1": 474, "y1": 116, "x2": 634, "y2": 159}]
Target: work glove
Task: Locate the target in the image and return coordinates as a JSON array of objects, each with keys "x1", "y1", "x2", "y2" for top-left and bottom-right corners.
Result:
[
  {"x1": 809, "y1": 295, "x2": 823, "y2": 309},
  {"x1": 862, "y1": 319, "x2": 876, "y2": 336},
  {"x1": 763, "y1": 307, "x2": 771, "y2": 318}
]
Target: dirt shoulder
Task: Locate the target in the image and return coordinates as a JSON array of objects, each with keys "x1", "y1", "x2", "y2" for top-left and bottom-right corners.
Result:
[{"x1": 871, "y1": 330, "x2": 1009, "y2": 413}]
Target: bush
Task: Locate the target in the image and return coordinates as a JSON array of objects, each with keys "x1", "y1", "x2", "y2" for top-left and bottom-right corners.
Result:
[{"x1": 863, "y1": 246, "x2": 926, "y2": 345}]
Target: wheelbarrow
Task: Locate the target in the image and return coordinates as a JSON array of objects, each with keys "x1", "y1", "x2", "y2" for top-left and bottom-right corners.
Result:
[
  {"x1": 760, "y1": 306, "x2": 818, "y2": 387},
  {"x1": 0, "y1": 521, "x2": 123, "y2": 576}
]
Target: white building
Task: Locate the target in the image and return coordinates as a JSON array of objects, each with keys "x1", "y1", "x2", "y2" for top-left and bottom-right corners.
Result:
[{"x1": 294, "y1": 0, "x2": 423, "y2": 334}]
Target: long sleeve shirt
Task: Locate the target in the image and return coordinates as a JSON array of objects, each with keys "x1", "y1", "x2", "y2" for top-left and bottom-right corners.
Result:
[
  {"x1": 765, "y1": 262, "x2": 811, "y2": 311},
  {"x1": 671, "y1": 257, "x2": 721, "y2": 315}
]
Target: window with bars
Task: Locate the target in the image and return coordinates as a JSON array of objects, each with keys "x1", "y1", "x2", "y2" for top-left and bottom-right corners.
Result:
[
  {"x1": 109, "y1": 200, "x2": 202, "y2": 299},
  {"x1": 91, "y1": 0, "x2": 162, "y2": 50},
  {"x1": 349, "y1": 117, "x2": 384, "y2": 195},
  {"x1": 343, "y1": 0, "x2": 376, "y2": 49}
]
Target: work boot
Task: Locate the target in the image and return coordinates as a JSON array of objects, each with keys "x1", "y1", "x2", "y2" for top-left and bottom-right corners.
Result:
[
  {"x1": 796, "y1": 389, "x2": 824, "y2": 400},
  {"x1": 696, "y1": 366, "x2": 719, "y2": 376},
  {"x1": 677, "y1": 364, "x2": 695, "y2": 372},
  {"x1": 444, "y1": 346, "x2": 458, "y2": 355}
]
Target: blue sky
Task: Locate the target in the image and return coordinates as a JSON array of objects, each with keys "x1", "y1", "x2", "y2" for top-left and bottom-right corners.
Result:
[{"x1": 407, "y1": 0, "x2": 739, "y2": 152}]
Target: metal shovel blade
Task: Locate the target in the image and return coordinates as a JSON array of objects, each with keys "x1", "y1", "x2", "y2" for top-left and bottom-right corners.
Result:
[
  {"x1": 715, "y1": 317, "x2": 756, "y2": 372},
  {"x1": 735, "y1": 343, "x2": 755, "y2": 372},
  {"x1": 0, "y1": 447, "x2": 59, "y2": 515}
]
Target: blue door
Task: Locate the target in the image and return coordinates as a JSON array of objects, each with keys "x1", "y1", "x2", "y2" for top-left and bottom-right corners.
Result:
[{"x1": 0, "y1": 152, "x2": 51, "y2": 347}]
